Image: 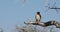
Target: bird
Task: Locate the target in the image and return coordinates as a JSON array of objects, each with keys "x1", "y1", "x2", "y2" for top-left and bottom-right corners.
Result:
[
  {"x1": 24, "y1": 11, "x2": 60, "y2": 28},
  {"x1": 35, "y1": 11, "x2": 41, "y2": 24}
]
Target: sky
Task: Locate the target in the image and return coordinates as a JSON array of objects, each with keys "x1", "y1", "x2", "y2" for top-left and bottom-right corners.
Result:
[{"x1": 0, "y1": 0, "x2": 60, "y2": 32}]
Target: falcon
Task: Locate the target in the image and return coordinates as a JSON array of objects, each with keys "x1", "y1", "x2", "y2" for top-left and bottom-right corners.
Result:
[
  {"x1": 35, "y1": 12, "x2": 41, "y2": 24},
  {"x1": 24, "y1": 11, "x2": 60, "y2": 28}
]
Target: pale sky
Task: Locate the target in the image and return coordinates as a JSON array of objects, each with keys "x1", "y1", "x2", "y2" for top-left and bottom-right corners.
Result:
[{"x1": 0, "y1": 0, "x2": 60, "y2": 32}]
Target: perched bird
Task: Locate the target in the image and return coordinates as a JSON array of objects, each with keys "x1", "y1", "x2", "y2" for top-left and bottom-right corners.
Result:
[
  {"x1": 35, "y1": 12, "x2": 41, "y2": 24},
  {"x1": 24, "y1": 11, "x2": 60, "y2": 28}
]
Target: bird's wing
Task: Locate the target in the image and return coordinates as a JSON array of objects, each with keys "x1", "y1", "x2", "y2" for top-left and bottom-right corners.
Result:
[{"x1": 38, "y1": 13, "x2": 41, "y2": 19}]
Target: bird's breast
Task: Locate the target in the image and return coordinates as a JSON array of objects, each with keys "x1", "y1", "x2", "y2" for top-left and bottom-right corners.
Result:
[{"x1": 36, "y1": 15, "x2": 40, "y2": 20}]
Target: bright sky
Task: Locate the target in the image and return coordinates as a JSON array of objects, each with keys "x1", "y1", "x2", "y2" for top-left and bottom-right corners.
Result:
[{"x1": 0, "y1": 0, "x2": 60, "y2": 32}]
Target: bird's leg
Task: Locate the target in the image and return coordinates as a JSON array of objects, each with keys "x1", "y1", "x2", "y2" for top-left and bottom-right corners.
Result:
[{"x1": 37, "y1": 20, "x2": 41, "y2": 24}]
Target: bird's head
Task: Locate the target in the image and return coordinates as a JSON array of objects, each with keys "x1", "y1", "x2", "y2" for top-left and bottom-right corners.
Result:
[{"x1": 37, "y1": 11, "x2": 40, "y2": 14}]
